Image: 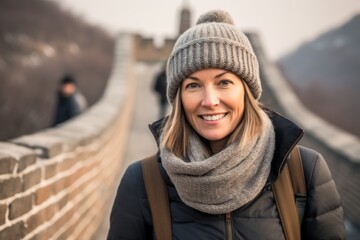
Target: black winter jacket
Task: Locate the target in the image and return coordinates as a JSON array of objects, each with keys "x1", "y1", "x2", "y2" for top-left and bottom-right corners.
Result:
[{"x1": 107, "y1": 112, "x2": 345, "y2": 240}]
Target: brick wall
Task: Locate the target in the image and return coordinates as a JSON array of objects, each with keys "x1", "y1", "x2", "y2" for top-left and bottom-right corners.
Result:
[{"x1": 0, "y1": 33, "x2": 136, "y2": 240}]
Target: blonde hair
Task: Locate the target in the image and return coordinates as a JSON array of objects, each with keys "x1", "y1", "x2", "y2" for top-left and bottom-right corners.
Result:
[{"x1": 161, "y1": 82, "x2": 265, "y2": 157}]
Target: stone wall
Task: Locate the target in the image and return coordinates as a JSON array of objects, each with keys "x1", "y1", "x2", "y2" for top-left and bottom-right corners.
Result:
[{"x1": 0, "y1": 33, "x2": 136, "y2": 240}]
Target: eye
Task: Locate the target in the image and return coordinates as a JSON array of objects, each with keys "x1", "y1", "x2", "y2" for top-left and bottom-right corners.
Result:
[
  {"x1": 218, "y1": 79, "x2": 232, "y2": 87},
  {"x1": 185, "y1": 82, "x2": 199, "y2": 89}
]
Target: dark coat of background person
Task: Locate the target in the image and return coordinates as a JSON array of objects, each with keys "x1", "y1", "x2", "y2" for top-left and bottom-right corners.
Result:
[
  {"x1": 152, "y1": 68, "x2": 168, "y2": 119},
  {"x1": 107, "y1": 112, "x2": 345, "y2": 240},
  {"x1": 53, "y1": 75, "x2": 87, "y2": 126}
]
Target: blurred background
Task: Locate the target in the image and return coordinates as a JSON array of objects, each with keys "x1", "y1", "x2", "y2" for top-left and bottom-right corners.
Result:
[
  {"x1": 1, "y1": 0, "x2": 359, "y2": 140},
  {"x1": 0, "y1": 0, "x2": 359, "y2": 239}
]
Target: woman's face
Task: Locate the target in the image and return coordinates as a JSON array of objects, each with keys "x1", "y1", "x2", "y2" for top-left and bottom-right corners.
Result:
[{"x1": 181, "y1": 68, "x2": 245, "y2": 143}]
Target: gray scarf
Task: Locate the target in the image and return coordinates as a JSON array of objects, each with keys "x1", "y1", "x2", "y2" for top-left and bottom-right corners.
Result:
[{"x1": 160, "y1": 112, "x2": 275, "y2": 214}]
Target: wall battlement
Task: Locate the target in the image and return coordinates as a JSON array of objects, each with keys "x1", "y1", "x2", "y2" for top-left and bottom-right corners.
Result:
[{"x1": 134, "y1": 34, "x2": 176, "y2": 63}]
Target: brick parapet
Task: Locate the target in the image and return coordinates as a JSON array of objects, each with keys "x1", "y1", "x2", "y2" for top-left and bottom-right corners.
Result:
[
  {"x1": 0, "y1": 33, "x2": 136, "y2": 239},
  {"x1": 133, "y1": 34, "x2": 175, "y2": 62}
]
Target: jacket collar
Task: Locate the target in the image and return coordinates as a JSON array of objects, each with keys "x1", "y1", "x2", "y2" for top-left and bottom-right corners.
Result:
[
  {"x1": 148, "y1": 110, "x2": 304, "y2": 183},
  {"x1": 267, "y1": 111, "x2": 304, "y2": 181}
]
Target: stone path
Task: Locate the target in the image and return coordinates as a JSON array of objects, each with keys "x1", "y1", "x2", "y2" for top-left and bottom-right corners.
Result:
[{"x1": 92, "y1": 62, "x2": 163, "y2": 240}]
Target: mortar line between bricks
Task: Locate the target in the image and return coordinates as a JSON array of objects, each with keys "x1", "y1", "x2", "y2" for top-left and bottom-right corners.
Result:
[
  {"x1": 23, "y1": 165, "x2": 100, "y2": 240},
  {"x1": 0, "y1": 142, "x2": 100, "y2": 204},
  {"x1": 51, "y1": 176, "x2": 100, "y2": 240},
  {"x1": 0, "y1": 155, "x2": 81, "y2": 208},
  {"x1": 0, "y1": 150, "x2": 99, "y2": 232}
]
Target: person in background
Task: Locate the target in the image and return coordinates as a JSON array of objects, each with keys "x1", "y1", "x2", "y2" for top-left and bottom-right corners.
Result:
[
  {"x1": 107, "y1": 10, "x2": 345, "y2": 239},
  {"x1": 152, "y1": 62, "x2": 168, "y2": 119},
  {"x1": 53, "y1": 74, "x2": 87, "y2": 126}
]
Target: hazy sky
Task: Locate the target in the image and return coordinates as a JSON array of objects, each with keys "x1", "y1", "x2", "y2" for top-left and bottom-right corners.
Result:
[{"x1": 51, "y1": 0, "x2": 360, "y2": 60}]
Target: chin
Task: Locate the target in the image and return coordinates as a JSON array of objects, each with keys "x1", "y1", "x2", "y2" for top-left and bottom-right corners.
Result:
[{"x1": 201, "y1": 134, "x2": 227, "y2": 142}]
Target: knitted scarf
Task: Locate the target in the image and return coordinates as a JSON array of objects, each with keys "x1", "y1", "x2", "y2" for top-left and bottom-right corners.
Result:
[{"x1": 160, "y1": 112, "x2": 275, "y2": 215}]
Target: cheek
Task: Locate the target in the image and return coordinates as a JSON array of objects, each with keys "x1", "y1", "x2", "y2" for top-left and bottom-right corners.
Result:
[
  {"x1": 181, "y1": 93, "x2": 196, "y2": 114},
  {"x1": 181, "y1": 94, "x2": 199, "y2": 129},
  {"x1": 228, "y1": 91, "x2": 245, "y2": 116}
]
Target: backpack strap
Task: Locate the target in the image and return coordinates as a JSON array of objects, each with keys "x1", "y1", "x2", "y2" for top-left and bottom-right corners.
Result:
[
  {"x1": 288, "y1": 145, "x2": 307, "y2": 224},
  {"x1": 141, "y1": 154, "x2": 172, "y2": 240},
  {"x1": 272, "y1": 145, "x2": 307, "y2": 240}
]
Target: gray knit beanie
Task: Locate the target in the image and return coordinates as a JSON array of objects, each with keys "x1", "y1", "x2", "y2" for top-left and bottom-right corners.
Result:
[{"x1": 167, "y1": 10, "x2": 261, "y2": 103}]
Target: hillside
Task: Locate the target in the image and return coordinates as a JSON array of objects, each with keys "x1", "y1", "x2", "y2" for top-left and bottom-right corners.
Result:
[
  {"x1": 0, "y1": 0, "x2": 115, "y2": 140},
  {"x1": 278, "y1": 14, "x2": 360, "y2": 137}
]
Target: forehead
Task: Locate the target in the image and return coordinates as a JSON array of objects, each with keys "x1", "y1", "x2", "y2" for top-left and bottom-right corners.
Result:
[{"x1": 187, "y1": 68, "x2": 240, "y2": 81}]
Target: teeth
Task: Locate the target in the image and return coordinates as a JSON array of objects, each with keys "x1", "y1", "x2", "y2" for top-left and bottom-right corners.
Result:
[{"x1": 202, "y1": 114, "x2": 225, "y2": 121}]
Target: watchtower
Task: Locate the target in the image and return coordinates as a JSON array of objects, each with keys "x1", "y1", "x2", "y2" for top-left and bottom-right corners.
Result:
[{"x1": 178, "y1": 1, "x2": 192, "y2": 36}]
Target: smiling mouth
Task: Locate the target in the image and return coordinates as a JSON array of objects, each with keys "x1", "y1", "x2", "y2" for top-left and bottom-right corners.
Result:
[{"x1": 201, "y1": 113, "x2": 227, "y2": 121}]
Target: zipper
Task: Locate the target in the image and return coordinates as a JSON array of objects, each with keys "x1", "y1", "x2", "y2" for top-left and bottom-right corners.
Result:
[{"x1": 225, "y1": 212, "x2": 233, "y2": 240}]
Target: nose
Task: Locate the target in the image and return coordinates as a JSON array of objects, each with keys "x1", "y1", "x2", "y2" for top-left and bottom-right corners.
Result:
[{"x1": 201, "y1": 88, "x2": 219, "y2": 107}]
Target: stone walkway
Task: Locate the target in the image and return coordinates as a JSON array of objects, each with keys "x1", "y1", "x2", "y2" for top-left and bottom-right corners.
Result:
[{"x1": 92, "y1": 62, "x2": 162, "y2": 240}]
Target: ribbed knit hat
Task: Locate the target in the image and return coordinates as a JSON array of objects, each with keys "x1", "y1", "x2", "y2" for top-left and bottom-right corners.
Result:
[{"x1": 167, "y1": 10, "x2": 261, "y2": 103}]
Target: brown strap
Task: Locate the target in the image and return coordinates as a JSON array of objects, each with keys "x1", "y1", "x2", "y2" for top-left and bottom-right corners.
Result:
[
  {"x1": 288, "y1": 146, "x2": 306, "y2": 196},
  {"x1": 141, "y1": 155, "x2": 172, "y2": 240},
  {"x1": 272, "y1": 145, "x2": 304, "y2": 240}
]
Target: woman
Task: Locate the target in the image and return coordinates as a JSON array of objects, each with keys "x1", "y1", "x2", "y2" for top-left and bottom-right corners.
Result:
[{"x1": 107, "y1": 10, "x2": 345, "y2": 239}]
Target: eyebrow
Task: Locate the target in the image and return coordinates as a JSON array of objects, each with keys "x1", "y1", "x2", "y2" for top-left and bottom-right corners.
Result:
[{"x1": 187, "y1": 71, "x2": 229, "y2": 81}]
